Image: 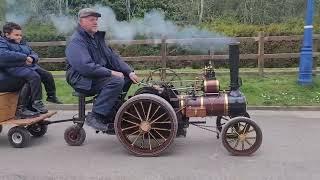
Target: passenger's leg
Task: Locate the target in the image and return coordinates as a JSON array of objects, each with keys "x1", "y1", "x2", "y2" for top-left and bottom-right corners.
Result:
[
  {"x1": 6, "y1": 67, "x2": 48, "y2": 113},
  {"x1": 0, "y1": 77, "x2": 39, "y2": 118},
  {"x1": 5, "y1": 67, "x2": 42, "y2": 102},
  {"x1": 16, "y1": 83, "x2": 40, "y2": 118},
  {"x1": 35, "y1": 67, "x2": 62, "y2": 104}
]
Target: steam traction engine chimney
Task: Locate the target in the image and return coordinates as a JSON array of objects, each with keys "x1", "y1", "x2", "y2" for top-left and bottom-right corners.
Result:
[{"x1": 229, "y1": 42, "x2": 240, "y2": 91}]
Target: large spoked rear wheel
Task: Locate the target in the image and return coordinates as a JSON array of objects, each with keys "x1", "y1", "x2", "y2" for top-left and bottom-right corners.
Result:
[
  {"x1": 221, "y1": 117, "x2": 262, "y2": 156},
  {"x1": 115, "y1": 94, "x2": 178, "y2": 156}
]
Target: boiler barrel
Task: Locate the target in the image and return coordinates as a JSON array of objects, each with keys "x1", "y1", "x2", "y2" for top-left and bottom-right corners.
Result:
[{"x1": 180, "y1": 94, "x2": 247, "y2": 117}]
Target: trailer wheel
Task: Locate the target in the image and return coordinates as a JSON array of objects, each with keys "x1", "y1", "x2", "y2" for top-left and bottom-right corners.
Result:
[
  {"x1": 64, "y1": 125, "x2": 86, "y2": 146},
  {"x1": 27, "y1": 123, "x2": 48, "y2": 137},
  {"x1": 221, "y1": 117, "x2": 262, "y2": 156},
  {"x1": 8, "y1": 126, "x2": 31, "y2": 148},
  {"x1": 115, "y1": 94, "x2": 178, "y2": 156}
]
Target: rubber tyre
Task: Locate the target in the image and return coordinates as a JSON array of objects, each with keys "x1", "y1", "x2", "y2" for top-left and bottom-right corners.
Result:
[
  {"x1": 64, "y1": 125, "x2": 86, "y2": 146},
  {"x1": 0, "y1": 125, "x2": 2, "y2": 134},
  {"x1": 8, "y1": 126, "x2": 31, "y2": 148}
]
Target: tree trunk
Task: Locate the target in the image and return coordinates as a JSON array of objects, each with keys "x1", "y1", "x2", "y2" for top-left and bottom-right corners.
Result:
[
  {"x1": 126, "y1": 0, "x2": 131, "y2": 21},
  {"x1": 0, "y1": 0, "x2": 6, "y2": 26},
  {"x1": 65, "y1": 0, "x2": 69, "y2": 13},
  {"x1": 199, "y1": 0, "x2": 204, "y2": 23}
]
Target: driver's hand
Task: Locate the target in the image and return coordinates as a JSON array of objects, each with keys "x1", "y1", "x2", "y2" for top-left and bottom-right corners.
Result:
[
  {"x1": 129, "y1": 72, "x2": 139, "y2": 84},
  {"x1": 26, "y1": 56, "x2": 33, "y2": 65}
]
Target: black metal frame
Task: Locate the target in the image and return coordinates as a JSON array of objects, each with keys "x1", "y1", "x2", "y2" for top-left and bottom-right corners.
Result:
[{"x1": 43, "y1": 93, "x2": 95, "y2": 127}]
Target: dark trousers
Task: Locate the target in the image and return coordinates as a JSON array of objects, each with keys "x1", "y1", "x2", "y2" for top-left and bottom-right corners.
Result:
[
  {"x1": 0, "y1": 76, "x2": 30, "y2": 107},
  {"x1": 34, "y1": 66, "x2": 56, "y2": 97},
  {"x1": 5, "y1": 67, "x2": 42, "y2": 101},
  {"x1": 76, "y1": 76, "x2": 132, "y2": 117},
  {"x1": 0, "y1": 76, "x2": 25, "y2": 92}
]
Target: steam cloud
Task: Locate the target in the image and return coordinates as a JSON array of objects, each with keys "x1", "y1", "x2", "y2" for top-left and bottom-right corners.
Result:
[{"x1": 2, "y1": 2, "x2": 232, "y2": 52}]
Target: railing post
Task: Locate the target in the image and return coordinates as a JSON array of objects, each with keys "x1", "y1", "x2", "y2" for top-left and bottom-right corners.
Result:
[
  {"x1": 313, "y1": 38, "x2": 318, "y2": 76},
  {"x1": 258, "y1": 32, "x2": 265, "y2": 76},
  {"x1": 160, "y1": 37, "x2": 167, "y2": 80}
]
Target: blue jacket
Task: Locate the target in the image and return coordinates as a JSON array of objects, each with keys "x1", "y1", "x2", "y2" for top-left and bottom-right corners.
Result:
[
  {"x1": 65, "y1": 26, "x2": 133, "y2": 90},
  {"x1": 0, "y1": 36, "x2": 39, "y2": 82}
]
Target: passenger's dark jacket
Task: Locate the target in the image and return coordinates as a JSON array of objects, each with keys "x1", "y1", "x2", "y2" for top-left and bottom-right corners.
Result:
[
  {"x1": 65, "y1": 26, "x2": 133, "y2": 90},
  {"x1": 0, "y1": 36, "x2": 38, "y2": 86}
]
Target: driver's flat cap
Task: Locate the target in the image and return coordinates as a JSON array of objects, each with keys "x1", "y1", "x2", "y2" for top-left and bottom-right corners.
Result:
[{"x1": 78, "y1": 8, "x2": 101, "y2": 18}]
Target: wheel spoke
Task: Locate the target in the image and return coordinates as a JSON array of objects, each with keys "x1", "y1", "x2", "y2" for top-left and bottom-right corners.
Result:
[
  {"x1": 133, "y1": 104, "x2": 143, "y2": 121},
  {"x1": 127, "y1": 130, "x2": 140, "y2": 136},
  {"x1": 241, "y1": 141, "x2": 245, "y2": 150},
  {"x1": 153, "y1": 119, "x2": 171, "y2": 124},
  {"x1": 148, "y1": 105, "x2": 161, "y2": 122},
  {"x1": 246, "y1": 129, "x2": 255, "y2": 134},
  {"x1": 140, "y1": 102, "x2": 146, "y2": 120},
  {"x1": 131, "y1": 132, "x2": 142, "y2": 146},
  {"x1": 231, "y1": 127, "x2": 240, "y2": 136},
  {"x1": 149, "y1": 132, "x2": 161, "y2": 146},
  {"x1": 154, "y1": 129, "x2": 167, "y2": 141},
  {"x1": 233, "y1": 139, "x2": 240, "y2": 149},
  {"x1": 227, "y1": 139, "x2": 236, "y2": 143},
  {"x1": 245, "y1": 139, "x2": 252, "y2": 146},
  {"x1": 226, "y1": 133, "x2": 238, "y2": 139},
  {"x1": 122, "y1": 118, "x2": 140, "y2": 126},
  {"x1": 245, "y1": 136, "x2": 256, "y2": 140},
  {"x1": 150, "y1": 112, "x2": 167, "y2": 124},
  {"x1": 122, "y1": 125, "x2": 139, "y2": 131},
  {"x1": 146, "y1": 102, "x2": 152, "y2": 121},
  {"x1": 140, "y1": 134, "x2": 145, "y2": 148},
  {"x1": 124, "y1": 111, "x2": 141, "y2": 121},
  {"x1": 152, "y1": 127, "x2": 171, "y2": 132},
  {"x1": 242, "y1": 123, "x2": 251, "y2": 133},
  {"x1": 148, "y1": 132, "x2": 152, "y2": 150}
]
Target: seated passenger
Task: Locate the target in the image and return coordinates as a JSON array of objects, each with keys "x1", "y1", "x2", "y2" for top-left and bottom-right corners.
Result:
[{"x1": 0, "y1": 22, "x2": 60, "y2": 114}]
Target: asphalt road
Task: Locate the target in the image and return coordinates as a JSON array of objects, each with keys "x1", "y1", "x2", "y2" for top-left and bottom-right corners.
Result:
[{"x1": 0, "y1": 110, "x2": 319, "y2": 180}]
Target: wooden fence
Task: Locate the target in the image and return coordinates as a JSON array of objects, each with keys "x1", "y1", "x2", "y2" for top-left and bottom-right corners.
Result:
[{"x1": 29, "y1": 32, "x2": 320, "y2": 77}]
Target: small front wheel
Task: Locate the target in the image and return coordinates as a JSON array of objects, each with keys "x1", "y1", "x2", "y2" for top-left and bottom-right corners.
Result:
[
  {"x1": 8, "y1": 126, "x2": 31, "y2": 148},
  {"x1": 221, "y1": 117, "x2": 262, "y2": 156},
  {"x1": 64, "y1": 125, "x2": 86, "y2": 146},
  {"x1": 27, "y1": 123, "x2": 48, "y2": 137}
]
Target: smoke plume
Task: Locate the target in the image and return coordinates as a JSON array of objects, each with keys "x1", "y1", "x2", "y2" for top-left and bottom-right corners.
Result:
[
  {"x1": 94, "y1": 5, "x2": 232, "y2": 52},
  {"x1": 2, "y1": 1, "x2": 232, "y2": 52}
]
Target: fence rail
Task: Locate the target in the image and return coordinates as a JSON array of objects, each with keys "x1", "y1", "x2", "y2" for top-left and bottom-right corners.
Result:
[{"x1": 30, "y1": 33, "x2": 320, "y2": 77}]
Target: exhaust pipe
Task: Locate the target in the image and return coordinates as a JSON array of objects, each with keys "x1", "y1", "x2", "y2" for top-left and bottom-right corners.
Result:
[{"x1": 229, "y1": 42, "x2": 241, "y2": 96}]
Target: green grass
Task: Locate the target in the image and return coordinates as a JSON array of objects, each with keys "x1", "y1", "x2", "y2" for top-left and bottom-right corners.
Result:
[{"x1": 52, "y1": 70, "x2": 320, "y2": 106}]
